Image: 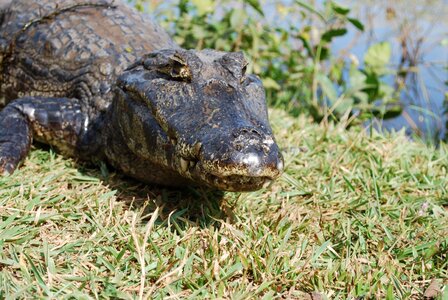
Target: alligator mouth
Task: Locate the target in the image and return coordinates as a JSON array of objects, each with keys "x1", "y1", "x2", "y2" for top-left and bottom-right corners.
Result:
[
  {"x1": 166, "y1": 127, "x2": 281, "y2": 191},
  {"x1": 176, "y1": 155, "x2": 275, "y2": 191},
  {"x1": 208, "y1": 174, "x2": 272, "y2": 192},
  {"x1": 193, "y1": 160, "x2": 274, "y2": 191},
  {"x1": 173, "y1": 141, "x2": 281, "y2": 191}
]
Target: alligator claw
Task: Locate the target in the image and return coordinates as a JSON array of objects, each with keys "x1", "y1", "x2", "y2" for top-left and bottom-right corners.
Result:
[{"x1": 0, "y1": 159, "x2": 14, "y2": 176}]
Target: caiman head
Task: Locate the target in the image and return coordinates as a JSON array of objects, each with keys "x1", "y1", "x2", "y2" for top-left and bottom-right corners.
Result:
[{"x1": 113, "y1": 49, "x2": 283, "y2": 191}]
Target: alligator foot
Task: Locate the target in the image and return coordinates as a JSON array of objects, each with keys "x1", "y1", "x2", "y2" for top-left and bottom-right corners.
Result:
[
  {"x1": 0, "y1": 101, "x2": 33, "y2": 175},
  {"x1": 0, "y1": 97, "x2": 86, "y2": 175}
]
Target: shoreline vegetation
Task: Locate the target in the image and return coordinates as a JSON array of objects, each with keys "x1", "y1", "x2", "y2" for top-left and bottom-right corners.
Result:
[{"x1": 1, "y1": 109, "x2": 447, "y2": 298}]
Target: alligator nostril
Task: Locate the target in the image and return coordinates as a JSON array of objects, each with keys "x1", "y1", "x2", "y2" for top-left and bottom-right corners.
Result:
[{"x1": 234, "y1": 127, "x2": 263, "y2": 139}]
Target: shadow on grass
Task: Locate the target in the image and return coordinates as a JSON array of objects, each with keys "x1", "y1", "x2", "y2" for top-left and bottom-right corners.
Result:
[{"x1": 76, "y1": 161, "x2": 229, "y2": 229}]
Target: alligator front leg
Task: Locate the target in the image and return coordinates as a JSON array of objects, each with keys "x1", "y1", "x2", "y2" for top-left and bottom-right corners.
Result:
[{"x1": 0, "y1": 97, "x2": 87, "y2": 175}]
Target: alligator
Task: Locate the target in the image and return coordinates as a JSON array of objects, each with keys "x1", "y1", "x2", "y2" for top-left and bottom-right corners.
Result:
[{"x1": 0, "y1": 0, "x2": 283, "y2": 191}]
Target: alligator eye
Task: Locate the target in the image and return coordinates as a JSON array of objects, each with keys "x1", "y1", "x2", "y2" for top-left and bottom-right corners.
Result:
[
  {"x1": 139, "y1": 51, "x2": 192, "y2": 82},
  {"x1": 240, "y1": 65, "x2": 248, "y2": 83},
  {"x1": 156, "y1": 60, "x2": 191, "y2": 82},
  {"x1": 169, "y1": 61, "x2": 191, "y2": 80},
  {"x1": 242, "y1": 63, "x2": 248, "y2": 77}
]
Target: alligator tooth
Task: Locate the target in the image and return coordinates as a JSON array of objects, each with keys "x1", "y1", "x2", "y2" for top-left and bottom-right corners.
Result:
[
  {"x1": 189, "y1": 160, "x2": 196, "y2": 169},
  {"x1": 180, "y1": 158, "x2": 189, "y2": 172},
  {"x1": 193, "y1": 142, "x2": 202, "y2": 155},
  {"x1": 262, "y1": 180, "x2": 272, "y2": 189}
]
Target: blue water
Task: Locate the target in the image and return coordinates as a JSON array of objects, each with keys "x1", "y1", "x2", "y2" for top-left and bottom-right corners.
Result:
[
  {"x1": 334, "y1": 1, "x2": 448, "y2": 140},
  {"x1": 264, "y1": 0, "x2": 448, "y2": 140}
]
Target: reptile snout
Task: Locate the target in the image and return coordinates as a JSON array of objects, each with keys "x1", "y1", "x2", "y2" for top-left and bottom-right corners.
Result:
[
  {"x1": 229, "y1": 126, "x2": 283, "y2": 177},
  {"x1": 195, "y1": 126, "x2": 283, "y2": 191}
]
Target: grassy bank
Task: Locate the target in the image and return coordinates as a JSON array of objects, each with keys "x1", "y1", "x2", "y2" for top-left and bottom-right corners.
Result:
[{"x1": 0, "y1": 110, "x2": 447, "y2": 299}]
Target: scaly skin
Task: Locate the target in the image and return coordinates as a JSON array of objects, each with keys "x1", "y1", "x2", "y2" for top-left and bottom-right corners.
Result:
[{"x1": 0, "y1": 0, "x2": 283, "y2": 191}]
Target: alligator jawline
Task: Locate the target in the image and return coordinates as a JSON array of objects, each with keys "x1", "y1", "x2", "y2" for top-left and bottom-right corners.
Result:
[{"x1": 208, "y1": 173, "x2": 271, "y2": 192}]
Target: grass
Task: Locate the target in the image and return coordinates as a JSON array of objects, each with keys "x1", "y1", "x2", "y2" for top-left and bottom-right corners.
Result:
[{"x1": 0, "y1": 109, "x2": 447, "y2": 299}]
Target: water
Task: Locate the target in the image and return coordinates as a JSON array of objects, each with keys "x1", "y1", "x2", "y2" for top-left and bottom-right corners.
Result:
[
  {"x1": 265, "y1": 0, "x2": 448, "y2": 140},
  {"x1": 333, "y1": 0, "x2": 448, "y2": 141}
]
